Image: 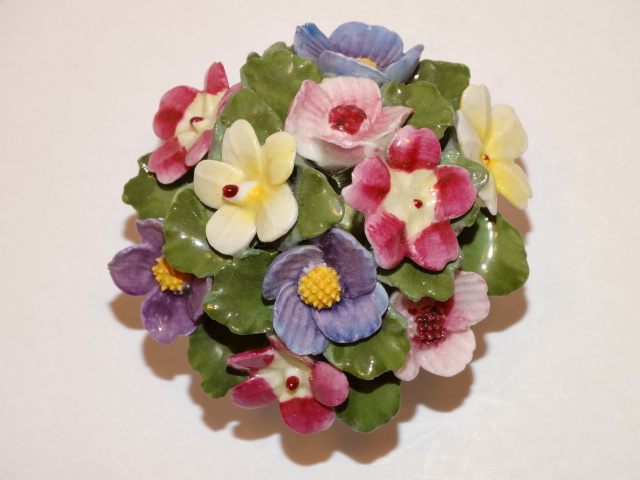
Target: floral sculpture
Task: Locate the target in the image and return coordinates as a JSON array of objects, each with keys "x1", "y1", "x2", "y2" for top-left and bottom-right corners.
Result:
[{"x1": 109, "y1": 21, "x2": 531, "y2": 434}]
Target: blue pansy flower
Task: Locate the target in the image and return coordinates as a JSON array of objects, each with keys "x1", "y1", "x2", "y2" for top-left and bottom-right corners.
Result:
[
  {"x1": 294, "y1": 22, "x2": 424, "y2": 86},
  {"x1": 262, "y1": 228, "x2": 389, "y2": 355}
]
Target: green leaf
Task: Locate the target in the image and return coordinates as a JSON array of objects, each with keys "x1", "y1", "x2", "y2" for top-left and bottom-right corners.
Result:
[
  {"x1": 203, "y1": 250, "x2": 278, "y2": 334},
  {"x1": 377, "y1": 258, "x2": 458, "y2": 302},
  {"x1": 440, "y1": 148, "x2": 489, "y2": 191},
  {"x1": 380, "y1": 81, "x2": 455, "y2": 138},
  {"x1": 188, "y1": 318, "x2": 269, "y2": 399},
  {"x1": 240, "y1": 50, "x2": 324, "y2": 122},
  {"x1": 336, "y1": 372, "x2": 401, "y2": 433},
  {"x1": 162, "y1": 187, "x2": 227, "y2": 277},
  {"x1": 247, "y1": 41, "x2": 294, "y2": 60},
  {"x1": 294, "y1": 164, "x2": 344, "y2": 238},
  {"x1": 459, "y1": 209, "x2": 529, "y2": 296},
  {"x1": 324, "y1": 306, "x2": 410, "y2": 379},
  {"x1": 122, "y1": 154, "x2": 191, "y2": 219},
  {"x1": 209, "y1": 89, "x2": 283, "y2": 161},
  {"x1": 410, "y1": 59, "x2": 470, "y2": 110},
  {"x1": 451, "y1": 201, "x2": 480, "y2": 236}
]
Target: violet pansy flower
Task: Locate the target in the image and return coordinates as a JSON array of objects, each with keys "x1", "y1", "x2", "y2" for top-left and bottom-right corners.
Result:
[
  {"x1": 262, "y1": 228, "x2": 388, "y2": 355},
  {"x1": 295, "y1": 22, "x2": 424, "y2": 86},
  {"x1": 108, "y1": 219, "x2": 211, "y2": 344},
  {"x1": 228, "y1": 334, "x2": 349, "y2": 434},
  {"x1": 391, "y1": 271, "x2": 490, "y2": 379},
  {"x1": 285, "y1": 76, "x2": 412, "y2": 171},
  {"x1": 342, "y1": 126, "x2": 477, "y2": 271},
  {"x1": 148, "y1": 62, "x2": 240, "y2": 184}
]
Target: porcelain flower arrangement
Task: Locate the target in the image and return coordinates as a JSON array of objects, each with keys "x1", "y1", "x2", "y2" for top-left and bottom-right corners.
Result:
[{"x1": 109, "y1": 21, "x2": 531, "y2": 434}]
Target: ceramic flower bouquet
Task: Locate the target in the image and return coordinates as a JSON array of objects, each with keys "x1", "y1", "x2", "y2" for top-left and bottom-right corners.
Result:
[{"x1": 109, "y1": 22, "x2": 531, "y2": 434}]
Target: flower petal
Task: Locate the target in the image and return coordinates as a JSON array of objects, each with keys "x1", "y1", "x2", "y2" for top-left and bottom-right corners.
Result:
[
  {"x1": 445, "y1": 271, "x2": 490, "y2": 331},
  {"x1": 185, "y1": 276, "x2": 212, "y2": 320},
  {"x1": 459, "y1": 84, "x2": 490, "y2": 142},
  {"x1": 311, "y1": 292, "x2": 383, "y2": 344},
  {"x1": 408, "y1": 221, "x2": 459, "y2": 271},
  {"x1": 231, "y1": 376, "x2": 278, "y2": 408},
  {"x1": 318, "y1": 51, "x2": 389, "y2": 85},
  {"x1": 383, "y1": 44, "x2": 424, "y2": 83},
  {"x1": 227, "y1": 348, "x2": 275, "y2": 372},
  {"x1": 148, "y1": 137, "x2": 189, "y2": 184},
  {"x1": 273, "y1": 283, "x2": 328, "y2": 355},
  {"x1": 194, "y1": 160, "x2": 244, "y2": 210},
  {"x1": 478, "y1": 173, "x2": 498, "y2": 215},
  {"x1": 386, "y1": 126, "x2": 440, "y2": 172},
  {"x1": 491, "y1": 160, "x2": 532, "y2": 210},
  {"x1": 365, "y1": 211, "x2": 407, "y2": 269},
  {"x1": 342, "y1": 155, "x2": 391, "y2": 214},
  {"x1": 153, "y1": 86, "x2": 199, "y2": 140},
  {"x1": 108, "y1": 244, "x2": 159, "y2": 296},
  {"x1": 415, "y1": 328, "x2": 476, "y2": 377},
  {"x1": 221, "y1": 119, "x2": 264, "y2": 177},
  {"x1": 319, "y1": 76, "x2": 381, "y2": 113},
  {"x1": 309, "y1": 362, "x2": 349, "y2": 407},
  {"x1": 204, "y1": 62, "x2": 230, "y2": 96},
  {"x1": 455, "y1": 110, "x2": 483, "y2": 163},
  {"x1": 294, "y1": 23, "x2": 333, "y2": 63},
  {"x1": 140, "y1": 287, "x2": 196, "y2": 344},
  {"x1": 262, "y1": 131, "x2": 296, "y2": 186},
  {"x1": 394, "y1": 350, "x2": 420, "y2": 381},
  {"x1": 433, "y1": 165, "x2": 476, "y2": 220},
  {"x1": 256, "y1": 185, "x2": 298, "y2": 243},
  {"x1": 484, "y1": 104, "x2": 528, "y2": 162},
  {"x1": 184, "y1": 129, "x2": 213, "y2": 167},
  {"x1": 328, "y1": 22, "x2": 404, "y2": 67},
  {"x1": 136, "y1": 218, "x2": 165, "y2": 249},
  {"x1": 262, "y1": 246, "x2": 323, "y2": 299},
  {"x1": 280, "y1": 396, "x2": 335, "y2": 434},
  {"x1": 318, "y1": 228, "x2": 377, "y2": 297},
  {"x1": 205, "y1": 204, "x2": 256, "y2": 255}
]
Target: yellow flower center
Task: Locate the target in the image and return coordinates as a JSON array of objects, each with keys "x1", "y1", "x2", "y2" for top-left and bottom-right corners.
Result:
[
  {"x1": 151, "y1": 257, "x2": 190, "y2": 292},
  {"x1": 297, "y1": 265, "x2": 341, "y2": 310},
  {"x1": 355, "y1": 57, "x2": 378, "y2": 67}
]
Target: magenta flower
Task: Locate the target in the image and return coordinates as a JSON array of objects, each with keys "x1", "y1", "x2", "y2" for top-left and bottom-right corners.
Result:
[
  {"x1": 284, "y1": 76, "x2": 412, "y2": 171},
  {"x1": 227, "y1": 334, "x2": 349, "y2": 434},
  {"x1": 342, "y1": 126, "x2": 477, "y2": 271},
  {"x1": 108, "y1": 219, "x2": 211, "y2": 344},
  {"x1": 148, "y1": 62, "x2": 240, "y2": 184},
  {"x1": 391, "y1": 271, "x2": 490, "y2": 379}
]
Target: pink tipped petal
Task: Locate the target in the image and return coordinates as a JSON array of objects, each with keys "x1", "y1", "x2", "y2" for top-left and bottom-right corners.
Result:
[
  {"x1": 444, "y1": 271, "x2": 490, "y2": 331},
  {"x1": 368, "y1": 105, "x2": 413, "y2": 139},
  {"x1": 227, "y1": 348, "x2": 275, "y2": 372},
  {"x1": 309, "y1": 362, "x2": 349, "y2": 407},
  {"x1": 394, "y1": 350, "x2": 420, "y2": 381},
  {"x1": 387, "y1": 126, "x2": 441, "y2": 172},
  {"x1": 231, "y1": 376, "x2": 278, "y2": 408},
  {"x1": 204, "y1": 62, "x2": 230, "y2": 95},
  {"x1": 433, "y1": 165, "x2": 476, "y2": 220},
  {"x1": 416, "y1": 329, "x2": 476, "y2": 377},
  {"x1": 153, "y1": 86, "x2": 200, "y2": 140},
  {"x1": 365, "y1": 212, "x2": 406, "y2": 269},
  {"x1": 279, "y1": 397, "x2": 336, "y2": 434},
  {"x1": 342, "y1": 156, "x2": 391, "y2": 214},
  {"x1": 184, "y1": 129, "x2": 213, "y2": 167},
  {"x1": 408, "y1": 222, "x2": 459, "y2": 271},
  {"x1": 148, "y1": 137, "x2": 189, "y2": 184}
]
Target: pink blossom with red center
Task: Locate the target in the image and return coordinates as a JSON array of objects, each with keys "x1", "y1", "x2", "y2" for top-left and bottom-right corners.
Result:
[
  {"x1": 391, "y1": 271, "x2": 490, "y2": 379},
  {"x1": 148, "y1": 62, "x2": 240, "y2": 184},
  {"x1": 284, "y1": 76, "x2": 412, "y2": 172},
  {"x1": 342, "y1": 125, "x2": 477, "y2": 271},
  {"x1": 227, "y1": 334, "x2": 349, "y2": 434}
]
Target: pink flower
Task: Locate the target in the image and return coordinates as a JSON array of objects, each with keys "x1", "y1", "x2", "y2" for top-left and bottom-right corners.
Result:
[
  {"x1": 391, "y1": 271, "x2": 490, "y2": 379},
  {"x1": 284, "y1": 76, "x2": 412, "y2": 172},
  {"x1": 227, "y1": 334, "x2": 349, "y2": 434},
  {"x1": 148, "y1": 62, "x2": 240, "y2": 184},
  {"x1": 342, "y1": 126, "x2": 477, "y2": 271}
]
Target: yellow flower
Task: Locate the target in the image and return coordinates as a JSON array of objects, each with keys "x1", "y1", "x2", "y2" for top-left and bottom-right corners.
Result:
[
  {"x1": 194, "y1": 120, "x2": 298, "y2": 255},
  {"x1": 456, "y1": 85, "x2": 532, "y2": 214}
]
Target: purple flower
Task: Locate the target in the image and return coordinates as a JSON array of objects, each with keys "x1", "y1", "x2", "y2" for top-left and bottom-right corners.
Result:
[
  {"x1": 294, "y1": 22, "x2": 424, "y2": 86},
  {"x1": 262, "y1": 228, "x2": 389, "y2": 355},
  {"x1": 108, "y1": 219, "x2": 211, "y2": 344},
  {"x1": 228, "y1": 334, "x2": 349, "y2": 434}
]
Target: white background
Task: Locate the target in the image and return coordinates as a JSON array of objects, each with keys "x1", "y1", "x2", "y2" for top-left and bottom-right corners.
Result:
[{"x1": 2, "y1": 0, "x2": 639, "y2": 478}]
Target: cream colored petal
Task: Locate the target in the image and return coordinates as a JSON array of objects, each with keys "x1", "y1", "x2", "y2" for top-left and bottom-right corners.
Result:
[
  {"x1": 455, "y1": 110, "x2": 483, "y2": 162},
  {"x1": 221, "y1": 119, "x2": 263, "y2": 178},
  {"x1": 491, "y1": 161, "x2": 532, "y2": 210},
  {"x1": 478, "y1": 174, "x2": 498, "y2": 215},
  {"x1": 256, "y1": 185, "x2": 298, "y2": 243},
  {"x1": 460, "y1": 85, "x2": 491, "y2": 141},
  {"x1": 194, "y1": 160, "x2": 244, "y2": 209},
  {"x1": 262, "y1": 131, "x2": 296, "y2": 185},
  {"x1": 484, "y1": 104, "x2": 528, "y2": 162},
  {"x1": 205, "y1": 204, "x2": 257, "y2": 255}
]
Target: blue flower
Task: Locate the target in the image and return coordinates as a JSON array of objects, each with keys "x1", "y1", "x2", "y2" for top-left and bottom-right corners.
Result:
[
  {"x1": 294, "y1": 22, "x2": 424, "y2": 86},
  {"x1": 262, "y1": 229, "x2": 389, "y2": 355}
]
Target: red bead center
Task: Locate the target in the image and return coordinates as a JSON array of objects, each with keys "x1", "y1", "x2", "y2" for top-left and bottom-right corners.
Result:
[
  {"x1": 412, "y1": 306, "x2": 446, "y2": 347},
  {"x1": 190, "y1": 116, "x2": 204, "y2": 125},
  {"x1": 413, "y1": 199, "x2": 423, "y2": 208},
  {"x1": 222, "y1": 184, "x2": 239, "y2": 198},
  {"x1": 328, "y1": 104, "x2": 367, "y2": 135},
  {"x1": 285, "y1": 376, "x2": 300, "y2": 391}
]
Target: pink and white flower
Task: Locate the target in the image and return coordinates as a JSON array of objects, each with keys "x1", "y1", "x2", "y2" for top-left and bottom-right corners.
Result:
[
  {"x1": 342, "y1": 126, "x2": 477, "y2": 271},
  {"x1": 227, "y1": 334, "x2": 349, "y2": 434},
  {"x1": 148, "y1": 62, "x2": 239, "y2": 184},
  {"x1": 284, "y1": 76, "x2": 412, "y2": 172},
  {"x1": 391, "y1": 271, "x2": 490, "y2": 379}
]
